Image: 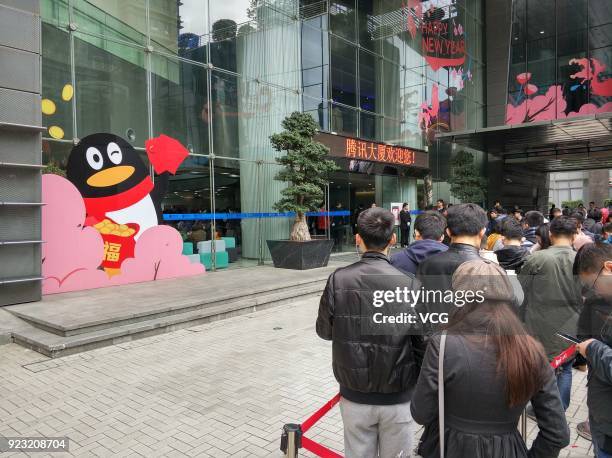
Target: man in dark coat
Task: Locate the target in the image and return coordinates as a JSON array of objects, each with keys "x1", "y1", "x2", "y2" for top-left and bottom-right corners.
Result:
[
  {"x1": 496, "y1": 217, "x2": 531, "y2": 272},
  {"x1": 575, "y1": 243, "x2": 612, "y2": 457},
  {"x1": 392, "y1": 210, "x2": 448, "y2": 275},
  {"x1": 316, "y1": 207, "x2": 425, "y2": 458},
  {"x1": 416, "y1": 203, "x2": 486, "y2": 329},
  {"x1": 399, "y1": 202, "x2": 412, "y2": 247},
  {"x1": 519, "y1": 216, "x2": 583, "y2": 411}
]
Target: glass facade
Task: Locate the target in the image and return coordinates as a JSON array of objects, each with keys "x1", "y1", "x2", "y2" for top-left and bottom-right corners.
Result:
[
  {"x1": 41, "y1": 0, "x2": 486, "y2": 266},
  {"x1": 507, "y1": 0, "x2": 612, "y2": 124}
]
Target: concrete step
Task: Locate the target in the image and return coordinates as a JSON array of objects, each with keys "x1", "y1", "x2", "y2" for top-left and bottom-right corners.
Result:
[
  {"x1": 11, "y1": 280, "x2": 325, "y2": 358},
  {"x1": 8, "y1": 276, "x2": 329, "y2": 337}
]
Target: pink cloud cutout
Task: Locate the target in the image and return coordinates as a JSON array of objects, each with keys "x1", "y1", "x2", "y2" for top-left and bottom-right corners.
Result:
[{"x1": 42, "y1": 174, "x2": 204, "y2": 295}]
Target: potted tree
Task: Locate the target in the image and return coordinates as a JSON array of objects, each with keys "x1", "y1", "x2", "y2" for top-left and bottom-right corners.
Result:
[{"x1": 266, "y1": 112, "x2": 339, "y2": 269}]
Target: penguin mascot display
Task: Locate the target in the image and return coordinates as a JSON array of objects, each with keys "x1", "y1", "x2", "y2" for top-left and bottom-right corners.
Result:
[{"x1": 66, "y1": 133, "x2": 188, "y2": 275}]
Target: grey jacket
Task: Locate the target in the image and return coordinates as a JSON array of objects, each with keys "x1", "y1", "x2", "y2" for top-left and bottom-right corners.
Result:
[
  {"x1": 587, "y1": 336, "x2": 612, "y2": 452},
  {"x1": 518, "y1": 245, "x2": 583, "y2": 359},
  {"x1": 411, "y1": 334, "x2": 570, "y2": 458}
]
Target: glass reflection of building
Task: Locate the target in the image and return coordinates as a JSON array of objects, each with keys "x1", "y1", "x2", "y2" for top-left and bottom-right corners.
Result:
[
  {"x1": 41, "y1": 0, "x2": 486, "y2": 268},
  {"x1": 507, "y1": 0, "x2": 611, "y2": 122}
]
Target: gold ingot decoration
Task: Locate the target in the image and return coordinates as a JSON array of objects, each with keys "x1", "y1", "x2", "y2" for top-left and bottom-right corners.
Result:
[{"x1": 94, "y1": 218, "x2": 135, "y2": 237}]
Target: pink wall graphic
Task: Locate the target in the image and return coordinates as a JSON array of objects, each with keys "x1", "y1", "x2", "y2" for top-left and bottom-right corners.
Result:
[
  {"x1": 506, "y1": 58, "x2": 612, "y2": 125},
  {"x1": 42, "y1": 134, "x2": 205, "y2": 295}
]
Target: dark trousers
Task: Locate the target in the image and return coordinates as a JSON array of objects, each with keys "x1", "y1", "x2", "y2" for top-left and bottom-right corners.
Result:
[
  {"x1": 332, "y1": 227, "x2": 344, "y2": 251},
  {"x1": 400, "y1": 227, "x2": 409, "y2": 247}
]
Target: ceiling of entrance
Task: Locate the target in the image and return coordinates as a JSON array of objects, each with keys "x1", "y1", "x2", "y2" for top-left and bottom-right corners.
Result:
[{"x1": 436, "y1": 113, "x2": 612, "y2": 172}]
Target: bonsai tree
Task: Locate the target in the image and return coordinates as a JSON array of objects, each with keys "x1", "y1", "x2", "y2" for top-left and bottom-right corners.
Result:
[
  {"x1": 448, "y1": 150, "x2": 487, "y2": 204},
  {"x1": 43, "y1": 160, "x2": 66, "y2": 177},
  {"x1": 270, "y1": 112, "x2": 339, "y2": 241}
]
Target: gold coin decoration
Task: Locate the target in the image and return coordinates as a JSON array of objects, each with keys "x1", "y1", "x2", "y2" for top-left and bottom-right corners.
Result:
[
  {"x1": 48, "y1": 125, "x2": 64, "y2": 139},
  {"x1": 61, "y1": 84, "x2": 74, "y2": 101},
  {"x1": 42, "y1": 99, "x2": 56, "y2": 115}
]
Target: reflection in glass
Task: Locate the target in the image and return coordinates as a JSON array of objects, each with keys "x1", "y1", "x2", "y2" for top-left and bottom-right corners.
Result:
[
  {"x1": 74, "y1": 34, "x2": 148, "y2": 146},
  {"x1": 330, "y1": 36, "x2": 357, "y2": 106},
  {"x1": 212, "y1": 159, "x2": 258, "y2": 268},
  {"x1": 72, "y1": 0, "x2": 147, "y2": 45},
  {"x1": 359, "y1": 50, "x2": 378, "y2": 112},
  {"x1": 162, "y1": 160, "x2": 212, "y2": 257},
  {"x1": 151, "y1": 54, "x2": 209, "y2": 155},
  {"x1": 360, "y1": 112, "x2": 379, "y2": 141},
  {"x1": 331, "y1": 104, "x2": 358, "y2": 136},
  {"x1": 330, "y1": 0, "x2": 356, "y2": 42},
  {"x1": 41, "y1": 23, "x2": 73, "y2": 140}
]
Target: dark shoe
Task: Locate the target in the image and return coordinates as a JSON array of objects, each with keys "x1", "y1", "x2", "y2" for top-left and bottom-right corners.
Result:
[{"x1": 576, "y1": 420, "x2": 591, "y2": 441}]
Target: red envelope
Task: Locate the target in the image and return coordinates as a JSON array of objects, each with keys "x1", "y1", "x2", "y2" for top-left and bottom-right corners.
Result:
[{"x1": 145, "y1": 134, "x2": 189, "y2": 175}]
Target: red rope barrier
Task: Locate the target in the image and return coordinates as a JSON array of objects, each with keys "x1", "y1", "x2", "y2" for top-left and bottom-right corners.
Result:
[
  {"x1": 301, "y1": 393, "x2": 341, "y2": 433},
  {"x1": 302, "y1": 437, "x2": 343, "y2": 458},
  {"x1": 292, "y1": 393, "x2": 343, "y2": 457},
  {"x1": 294, "y1": 345, "x2": 577, "y2": 458}
]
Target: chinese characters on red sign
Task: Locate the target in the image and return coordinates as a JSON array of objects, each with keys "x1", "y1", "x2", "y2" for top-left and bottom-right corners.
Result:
[{"x1": 344, "y1": 138, "x2": 416, "y2": 166}]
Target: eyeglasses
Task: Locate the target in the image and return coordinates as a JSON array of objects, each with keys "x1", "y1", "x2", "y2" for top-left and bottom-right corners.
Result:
[{"x1": 590, "y1": 266, "x2": 605, "y2": 291}]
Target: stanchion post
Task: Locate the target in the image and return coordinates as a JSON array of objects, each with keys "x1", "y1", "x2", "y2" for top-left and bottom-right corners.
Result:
[{"x1": 280, "y1": 423, "x2": 302, "y2": 458}]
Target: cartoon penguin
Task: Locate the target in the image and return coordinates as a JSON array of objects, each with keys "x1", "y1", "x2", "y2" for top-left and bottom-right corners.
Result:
[{"x1": 67, "y1": 133, "x2": 187, "y2": 240}]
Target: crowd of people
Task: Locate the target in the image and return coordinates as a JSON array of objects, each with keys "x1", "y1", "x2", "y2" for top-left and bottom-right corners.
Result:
[{"x1": 316, "y1": 201, "x2": 611, "y2": 458}]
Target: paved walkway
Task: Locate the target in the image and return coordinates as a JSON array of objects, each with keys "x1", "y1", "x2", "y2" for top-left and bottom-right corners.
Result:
[{"x1": 0, "y1": 297, "x2": 594, "y2": 457}]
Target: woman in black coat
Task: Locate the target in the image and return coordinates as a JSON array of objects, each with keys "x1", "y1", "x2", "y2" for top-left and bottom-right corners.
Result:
[{"x1": 411, "y1": 260, "x2": 570, "y2": 458}]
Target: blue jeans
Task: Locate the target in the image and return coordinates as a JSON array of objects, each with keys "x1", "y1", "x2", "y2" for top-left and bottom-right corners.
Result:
[
  {"x1": 556, "y1": 361, "x2": 572, "y2": 411},
  {"x1": 593, "y1": 431, "x2": 612, "y2": 458},
  {"x1": 594, "y1": 444, "x2": 612, "y2": 458}
]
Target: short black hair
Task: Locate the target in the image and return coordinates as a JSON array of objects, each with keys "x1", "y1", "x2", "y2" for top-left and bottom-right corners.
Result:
[
  {"x1": 446, "y1": 203, "x2": 487, "y2": 236},
  {"x1": 490, "y1": 220, "x2": 503, "y2": 235},
  {"x1": 402, "y1": 202, "x2": 409, "y2": 209},
  {"x1": 357, "y1": 208, "x2": 395, "y2": 250},
  {"x1": 501, "y1": 218, "x2": 523, "y2": 240},
  {"x1": 437, "y1": 199, "x2": 445, "y2": 205},
  {"x1": 589, "y1": 208, "x2": 602, "y2": 220},
  {"x1": 549, "y1": 216, "x2": 577, "y2": 237},
  {"x1": 574, "y1": 242, "x2": 611, "y2": 274},
  {"x1": 570, "y1": 212, "x2": 585, "y2": 226},
  {"x1": 524, "y1": 211, "x2": 544, "y2": 228},
  {"x1": 414, "y1": 210, "x2": 446, "y2": 240}
]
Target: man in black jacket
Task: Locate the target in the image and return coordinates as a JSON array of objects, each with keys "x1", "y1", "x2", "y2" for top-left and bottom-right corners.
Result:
[
  {"x1": 575, "y1": 243, "x2": 612, "y2": 457},
  {"x1": 316, "y1": 207, "x2": 425, "y2": 458},
  {"x1": 416, "y1": 203, "x2": 486, "y2": 329},
  {"x1": 496, "y1": 217, "x2": 531, "y2": 272}
]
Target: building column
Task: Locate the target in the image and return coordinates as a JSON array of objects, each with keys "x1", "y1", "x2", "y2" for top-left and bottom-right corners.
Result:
[
  {"x1": 0, "y1": 0, "x2": 43, "y2": 305},
  {"x1": 586, "y1": 169, "x2": 609, "y2": 207}
]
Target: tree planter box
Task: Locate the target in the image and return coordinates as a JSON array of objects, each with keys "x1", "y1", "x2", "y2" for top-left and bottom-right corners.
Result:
[{"x1": 267, "y1": 239, "x2": 334, "y2": 270}]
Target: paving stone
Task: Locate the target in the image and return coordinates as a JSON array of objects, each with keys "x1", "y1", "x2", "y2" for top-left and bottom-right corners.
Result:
[{"x1": 0, "y1": 296, "x2": 593, "y2": 456}]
